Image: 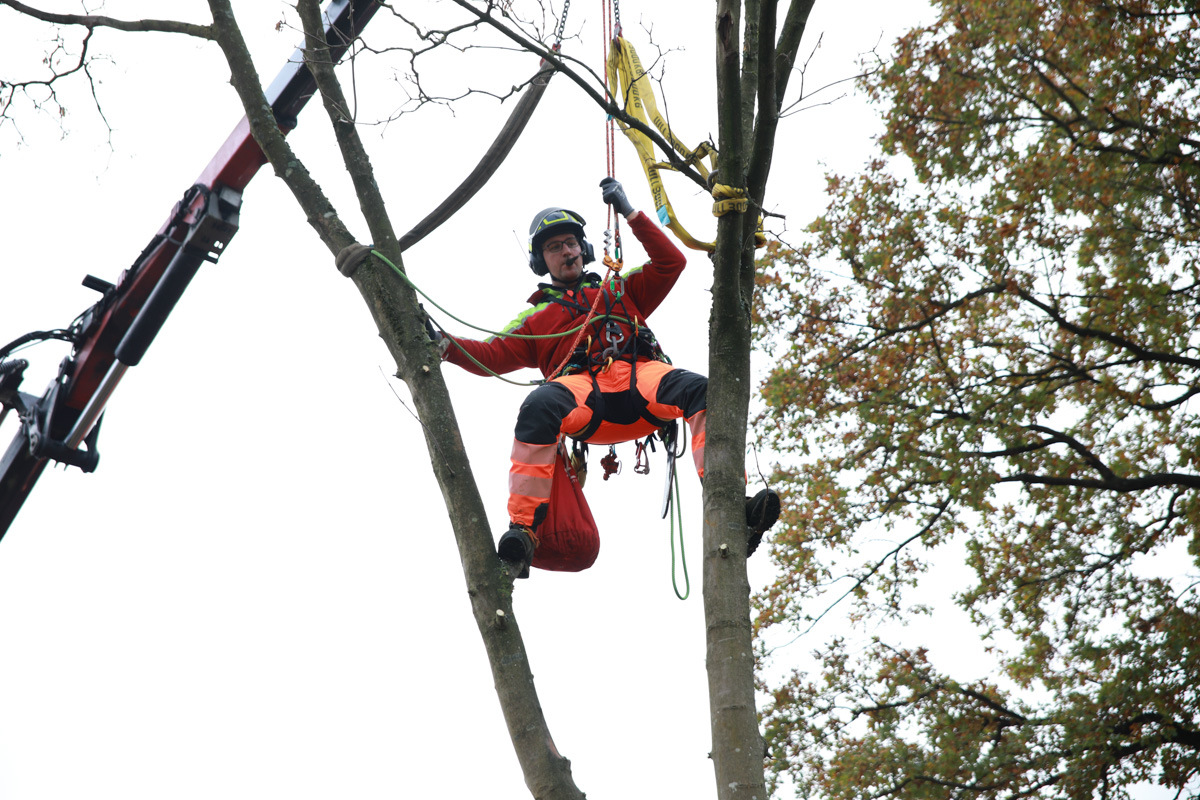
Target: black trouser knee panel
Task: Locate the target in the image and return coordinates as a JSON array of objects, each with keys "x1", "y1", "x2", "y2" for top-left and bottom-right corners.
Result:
[
  {"x1": 655, "y1": 368, "x2": 707, "y2": 418},
  {"x1": 515, "y1": 382, "x2": 578, "y2": 444}
]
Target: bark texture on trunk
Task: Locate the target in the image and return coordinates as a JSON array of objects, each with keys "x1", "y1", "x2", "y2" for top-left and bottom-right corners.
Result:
[
  {"x1": 208, "y1": 1, "x2": 585, "y2": 796},
  {"x1": 706, "y1": 2, "x2": 814, "y2": 798},
  {"x1": 706, "y1": 3, "x2": 767, "y2": 799}
]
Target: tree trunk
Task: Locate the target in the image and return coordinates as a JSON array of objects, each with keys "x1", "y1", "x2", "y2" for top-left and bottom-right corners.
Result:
[
  {"x1": 705, "y1": 2, "x2": 768, "y2": 799},
  {"x1": 207, "y1": 0, "x2": 584, "y2": 796},
  {"x1": 705, "y1": 1, "x2": 814, "y2": 798}
]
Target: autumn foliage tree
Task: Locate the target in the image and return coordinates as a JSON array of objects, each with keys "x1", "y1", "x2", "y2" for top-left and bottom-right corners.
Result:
[{"x1": 753, "y1": 1, "x2": 1200, "y2": 799}]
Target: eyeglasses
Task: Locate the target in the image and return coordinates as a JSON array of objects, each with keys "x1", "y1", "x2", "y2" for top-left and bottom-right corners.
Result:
[{"x1": 542, "y1": 238, "x2": 581, "y2": 255}]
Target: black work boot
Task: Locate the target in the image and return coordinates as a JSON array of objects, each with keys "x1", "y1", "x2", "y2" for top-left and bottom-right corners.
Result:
[
  {"x1": 745, "y1": 488, "x2": 781, "y2": 557},
  {"x1": 497, "y1": 524, "x2": 536, "y2": 579}
]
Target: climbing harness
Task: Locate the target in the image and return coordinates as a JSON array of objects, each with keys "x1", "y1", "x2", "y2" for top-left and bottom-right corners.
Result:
[{"x1": 542, "y1": 284, "x2": 674, "y2": 443}]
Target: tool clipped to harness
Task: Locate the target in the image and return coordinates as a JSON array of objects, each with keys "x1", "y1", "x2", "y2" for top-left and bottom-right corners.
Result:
[
  {"x1": 600, "y1": 445, "x2": 621, "y2": 480},
  {"x1": 634, "y1": 437, "x2": 653, "y2": 474}
]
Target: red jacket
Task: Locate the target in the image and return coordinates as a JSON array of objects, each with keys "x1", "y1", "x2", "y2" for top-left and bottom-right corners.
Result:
[{"x1": 445, "y1": 211, "x2": 686, "y2": 378}]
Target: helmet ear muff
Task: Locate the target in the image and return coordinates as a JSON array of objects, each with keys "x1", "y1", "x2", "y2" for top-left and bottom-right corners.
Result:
[{"x1": 529, "y1": 236, "x2": 594, "y2": 276}]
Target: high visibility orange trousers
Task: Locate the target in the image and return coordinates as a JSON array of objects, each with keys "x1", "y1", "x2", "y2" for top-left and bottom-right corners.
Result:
[{"x1": 508, "y1": 359, "x2": 706, "y2": 529}]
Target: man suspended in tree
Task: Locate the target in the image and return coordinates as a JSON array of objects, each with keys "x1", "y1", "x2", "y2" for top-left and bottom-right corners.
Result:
[{"x1": 433, "y1": 177, "x2": 779, "y2": 578}]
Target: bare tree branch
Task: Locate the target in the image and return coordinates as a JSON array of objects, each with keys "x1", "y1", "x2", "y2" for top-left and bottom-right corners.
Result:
[
  {"x1": 0, "y1": 0, "x2": 213, "y2": 38},
  {"x1": 441, "y1": 0, "x2": 711, "y2": 190}
]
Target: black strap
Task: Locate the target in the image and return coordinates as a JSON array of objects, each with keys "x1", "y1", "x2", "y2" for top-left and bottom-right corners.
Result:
[
  {"x1": 628, "y1": 358, "x2": 670, "y2": 428},
  {"x1": 572, "y1": 376, "x2": 607, "y2": 441}
]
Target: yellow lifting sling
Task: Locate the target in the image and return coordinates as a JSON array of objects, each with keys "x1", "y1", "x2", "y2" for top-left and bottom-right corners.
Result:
[
  {"x1": 605, "y1": 36, "x2": 765, "y2": 253},
  {"x1": 605, "y1": 36, "x2": 718, "y2": 252}
]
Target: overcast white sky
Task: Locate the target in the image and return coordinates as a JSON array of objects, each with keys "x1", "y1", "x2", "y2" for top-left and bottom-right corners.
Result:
[{"x1": 0, "y1": 2, "x2": 935, "y2": 798}]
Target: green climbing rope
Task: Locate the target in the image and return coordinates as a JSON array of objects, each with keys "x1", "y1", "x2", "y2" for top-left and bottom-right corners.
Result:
[
  {"x1": 667, "y1": 464, "x2": 689, "y2": 600},
  {"x1": 369, "y1": 248, "x2": 637, "y2": 386}
]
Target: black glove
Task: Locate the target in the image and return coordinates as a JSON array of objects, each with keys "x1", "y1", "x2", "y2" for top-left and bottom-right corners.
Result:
[
  {"x1": 422, "y1": 308, "x2": 441, "y2": 343},
  {"x1": 420, "y1": 304, "x2": 450, "y2": 358},
  {"x1": 600, "y1": 177, "x2": 634, "y2": 217}
]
